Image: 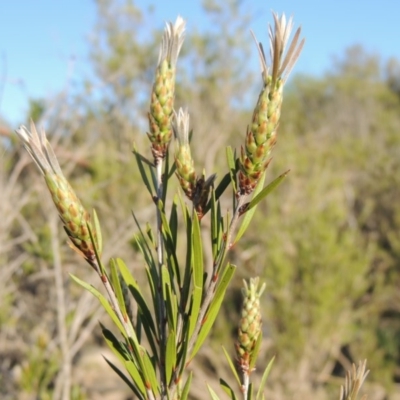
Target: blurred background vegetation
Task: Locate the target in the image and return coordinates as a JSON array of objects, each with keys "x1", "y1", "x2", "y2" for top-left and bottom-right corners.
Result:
[{"x1": 1, "y1": 0, "x2": 400, "y2": 399}]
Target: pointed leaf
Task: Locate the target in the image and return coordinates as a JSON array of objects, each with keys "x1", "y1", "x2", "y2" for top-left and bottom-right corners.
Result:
[
  {"x1": 249, "y1": 331, "x2": 263, "y2": 372},
  {"x1": 92, "y1": 208, "x2": 103, "y2": 255},
  {"x1": 162, "y1": 265, "x2": 177, "y2": 332},
  {"x1": 131, "y1": 211, "x2": 158, "y2": 302},
  {"x1": 87, "y1": 222, "x2": 106, "y2": 277},
  {"x1": 158, "y1": 200, "x2": 181, "y2": 287},
  {"x1": 177, "y1": 295, "x2": 192, "y2": 376},
  {"x1": 180, "y1": 371, "x2": 193, "y2": 400},
  {"x1": 191, "y1": 212, "x2": 203, "y2": 289},
  {"x1": 186, "y1": 212, "x2": 203, "y2": 339},
  {"x1": 210, "y1": 188, "x2": 223, "y2": 260},
  {"x1": 142, "y1": 352, "x2": 160, "y2": 396},
  {"x1": 165, "y1": 330, "x2": 177, "y2": 384},
  {"x1": 207, "y1": 385, "x2": 222, "y2": 400},
  {"x1": 248, "y1": 383, "x2": 254, "y2": 400},
  {"x1": 190, "y1": 263, "x2": 236, "y2": 358},
  {"x1": 101, "y1": 326, "x2": 147, "y2": 398},
  {"x1": 226, "y1": 146, "x2": 237, "y2": 193},
  {"x1": 70, "y1": 273, "x2": 125, "y2": 335},
  {"x1": 220, "y1": 379, "x2": 238, "y2": 400},
  {"x1": 247, "y1": 170, "x2": 289, "y2": 212},
  {"x1": 146, "y1": 223, "x2": 156, "y2": 249},
  {"x1": 101, "y1": 323, "x2": 130, "y2": 363},
  {"x1": 204, "y1": 171, "x2": 231, "y2": 214},
  {"x1": 125, "y1": 359, "x2": 148, "y2": 397},
  {"x1": 234, "y1": 172, "x2": 266, "y2": 245},
  {"x1": 132, "y1": 211, "x2": 156, "y2": 271},
  {"x1": 133, "y1": 145, "x2": 155, "y2": 197},
  {"x1": 103, "y1": 357, "x2": 144, "y2": 399},
  {"x1": 161, "y1": 149, "x2": 173, "y2": 203},
  {"x1": 256, "y1": 356, "x2": 275, "y2": 400},
  {"x1": 181, "y1": 203, "x2": 193, "y2": 312},
  {"x1": 169, "y1": 195, "x2": 179, "y2": 249},
  {"x1": 117, "y1": 258, "x2": 159, "y2": 357},
  {"x1": 188, "y1": 286, "x2": 202, "y2": 341},
  {"x1": 222, "y1": 346, "x2": 240, "y2": 386},
  {"x1": 110, "y1": 258, "x2": 127, "y2": 318}
]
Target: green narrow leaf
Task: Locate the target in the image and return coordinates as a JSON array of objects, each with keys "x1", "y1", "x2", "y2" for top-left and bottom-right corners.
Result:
[
  {"x1": 256, "y1": 356, "x2": 275, "y2": 400},
  {"x1": 132, "y1": 211, "x2": 156, "y2": 269},
  {"x1": 101, "y1": 324, "x2": 147, "y2": 398},
  {"x1": 177, "y1": 299, "x2": 191, "y2": 376},
  {"x1": 188, "y1": 286, "x2": 202, "y2": 341},
  {"x1": 190, "y1": 263, "x2": 236, "y2": 359},
  {"x1": 167, "y1": 153, "x2": 177, "y2": 180},
  {"x1": 134, "y1": 233, "x2": 157, "y2": 303},
  {"x1": 249, "y1": 331, "x2": 263, "y2": 372},
  {"x1": 246, "y1": 170, "x2": 289, "y2": 212},
  {"x1": 158, "y1": 200, "x2": 181, "y2": 287},
  {"x1": 142, "y1": 352, "x2": 160, "y2": 396},
  {"x1": 101, "y1": 323, "x2": 130, "y2": 363},
  {"x1": 191, "y1": 212, "x2": 203, "y2": 289},
  {"x1": 101, "y1": 324, "x2": 151, "y2": 399},
  {"x1": 133, "y1": 145, "x2": 155, "y2": 197},
  {"x1": 103, "y1": 357, "x2": 144, "y2": 399},
  {"x1": 169, "y1": 195, "x2": 179, "y2": 249},
  {"x1": 215, "y1": 171, "x2": 232, "y2": 200},
  {"x1": 92, "y1": 208, "x2": 103, "y2": 255},
  {"x1": 124, "y1": 359, "x2": 148, "y2": 397},
  {"x1": 110, "y1": 258, "x2": 127, "y2": 318},
  {"x1": 146, "y1": 223, "x2": 156, "y2": 249},
  {"x1": 162, "y1": 265, "x2": 177, "y2": 332},
  {"x1": 247, "y1": 383, "x2": 254, "y2": 400},
  {"x1": 222, "y1": 346, "x2": 241, "y2": 386},
  {"x1": 220, "y1": 379, "x2": 238, "y2": 400},
  {"x1": 188, "y1": 212, "x2": 204, "y2": 339},
  {"x1": 131, "y1": 215, "x2": 158, "y2": 304},
  {"x1": 207, "y1": 385, "x2": 222, "y2": 400},
  {"x1": 210, "y1": 189, "x2": 224, "y2": 261},
  {"x1": 86, "y1": 222, "x2": 106, "y2": 277},
  {"x1": 181, "y1": 203, "x2": 193, "y2": 312},
  {"x1": 70, "y1": 274, "x2": 125, "y2": 336},
  {"x1": 131, "y1": 211, "x2": 158, "y2": 303},
  {"x1": 161, "y1": 264, "x2": 171, "y2": 300},
  {"x1": 165, "y1": 330, "x2": 177, "y2": 384},
  {"x1": 180, "y1": 371, "x2": 193, "y2": 400},
  {"x1": 116, "y1": 259, "x2": 159, "y2": 358},
  {"x1": 234, "y1": 172, "x2": 266, "y2": 245},
  {"x1": 226, "y1": 146, "x2": 237, "y2": 193},
  {"x1": 161, "y1": 148, "x2": 171, "y2": 204},
  {"x1": 204, "y1": 171, "x2": 231, "y2": 214}
]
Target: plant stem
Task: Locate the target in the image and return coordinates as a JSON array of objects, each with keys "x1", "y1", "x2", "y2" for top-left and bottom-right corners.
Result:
[
  {"x1": 156, "y1": 159, "x2": 167, "y2": 396},
  {"x1": 50, "y1": 215, "x2": 71, "y2": 400},
  {"x1": 242, "y1": 373, "x2": 249, "y2": 400}
]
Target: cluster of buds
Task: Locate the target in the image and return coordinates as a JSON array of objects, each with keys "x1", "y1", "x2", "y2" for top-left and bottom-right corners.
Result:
[
  {"x1": 173, "y1": 108, "x2": 215, "y2": 219},
  {"x1": 148, "y1": 16, "x2": 186, "y2": 163},
  {"x1": 15, "y1": 122, "x2": 101, "y2": 266},
  {"x1": 235, "y1": 277, "x2": 266, "y2": 375},
  {"x1": 239, "y1": 13, "x2": 304, "y2": 195}
]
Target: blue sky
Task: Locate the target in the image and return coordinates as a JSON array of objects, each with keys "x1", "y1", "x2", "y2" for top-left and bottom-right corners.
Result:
[{"x1": 1, "y1": 0, "x2": 399, "y2": 127}]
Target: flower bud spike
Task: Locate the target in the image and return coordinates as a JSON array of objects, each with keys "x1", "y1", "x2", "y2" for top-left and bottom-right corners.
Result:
[
  {"x1": 236, "y1": 278, "x2": 266, "y2": 376},
  {"x1": 173, "y1": 108, "x2": 196, "y2": 200},
  {"x1": 238, "y1": 12, "x2": 304, "y2": 195},
  {"x1": 148, "y1": 16, "x2": 186, "y2": 163},
  {"x1": 15, "y1": 122, "x2": 100, "y2": 266}
]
